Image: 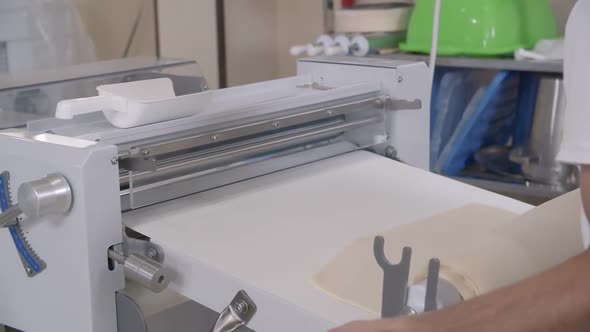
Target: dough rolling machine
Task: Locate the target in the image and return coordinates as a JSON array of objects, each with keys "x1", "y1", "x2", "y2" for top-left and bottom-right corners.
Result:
[{"x1": 0, "y1": 56, "x2": 560, "y2": 332}]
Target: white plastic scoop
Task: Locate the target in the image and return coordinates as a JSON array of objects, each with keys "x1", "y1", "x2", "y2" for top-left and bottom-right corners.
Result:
[{"x1": 55, "y1": 78, "x2": 213, "y2": 128}]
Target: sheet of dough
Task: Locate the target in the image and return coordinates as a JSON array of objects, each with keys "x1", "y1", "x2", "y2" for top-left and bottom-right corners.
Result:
[{"x1": 312, "y1": 191, "x2": 585, "y2": 315}]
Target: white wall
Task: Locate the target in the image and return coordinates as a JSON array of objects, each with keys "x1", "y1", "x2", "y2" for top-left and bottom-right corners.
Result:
[
  {"x1": 158, "y1": 0, "x2": 220, "y2": 88},
  {"x1": 158, "y1": 0, "x2": 284, "y2": 89},
  {"x1": 226, "y1": 0, "x2": 279, "y2": 86},
  {"x1": 276, "y1": 0, "x2": 324, "y2": 78},
  {"x1": 74, "y1": 0, "x2": 157, "y2": 60},
  {"x1": 157, "y1": 0, "x2": 324, "y2": 88}
]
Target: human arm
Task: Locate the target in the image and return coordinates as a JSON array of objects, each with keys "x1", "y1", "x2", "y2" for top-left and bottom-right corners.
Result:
[{"x1": 332, "y1": 2, "x2": 590, "y2": 330}]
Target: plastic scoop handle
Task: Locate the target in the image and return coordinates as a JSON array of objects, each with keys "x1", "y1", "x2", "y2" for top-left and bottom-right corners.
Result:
[{"x1": 55, "y1": 95, "x2": 127, "y2": 120}]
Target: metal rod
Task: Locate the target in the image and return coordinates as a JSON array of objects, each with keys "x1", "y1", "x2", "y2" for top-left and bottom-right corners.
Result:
[
  {"x1": 119, "y1": 116, "x2": 379, "y2": 187},
  {"x1": 121, "y1": 96, "x2": 383, "y2": 160},
  {"x1": 119, "y1": 118, "x2": 345, "y2": 185},
  {"x1": 216, "y1": 0, "x2": 228, "y2": 88},
  {"x1": 153, "y1": 0, "x2": 160, "y2": 58},
  {"x1": 108, "y1": 248, "x2": 127, "y2": 265},
  {"x1": 123, "y1": 1, "x2": 145, "y2": 58},
  {"x1": 424, "y1": 258, "x2": 441, "y2": 312},
  {"x1": 119, "y1": 141, "x2": 356, "y2": 211}
]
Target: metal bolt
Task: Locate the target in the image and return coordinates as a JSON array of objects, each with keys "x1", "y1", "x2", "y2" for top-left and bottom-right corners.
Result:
[
  {"x1": 142, "y1": 150, "x2": 151, "y2": 157},
  {"x1": 233, "y1": 300, "x2": 249, "y2": 315},
  {"x1": 375, "y1": 99, "x2": 384, "y2": 107},
  {"x1": 272, "y1": 121, "x2": 280, "y2": 128},
  {"x1": 398, "y1": 76, "x2": 404, "y2": 83},
  {"x1": 25, "y1": 267, "x2": 32, "y2": 275},
  {"x1": 111, "y1": 157, "x2": 118, "y2": 165},
  {"x1": 327, "y1": 110, "x2": 334, "y2": 116},
  {"x1": 147, "y1": 248, "x2": 158, "y2": 260},
  {"x1": 211, "y1": 134, "x2": 219, "y2": 142}
]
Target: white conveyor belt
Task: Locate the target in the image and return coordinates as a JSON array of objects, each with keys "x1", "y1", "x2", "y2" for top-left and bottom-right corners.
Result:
[{"x1": 124, "y1": 151, "x2": 531, "y2": 331}]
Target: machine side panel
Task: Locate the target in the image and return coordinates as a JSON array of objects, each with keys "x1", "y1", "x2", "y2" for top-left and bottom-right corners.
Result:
[
  {"x1": 0, "y1": 132, "x2": 124, "y2": 332},
  {"x1": 391, "y1": 62, "x2": 430, "y2": 169},
  {"x1": 297, "y1": 57, "x2": 430, "y2": 169}
]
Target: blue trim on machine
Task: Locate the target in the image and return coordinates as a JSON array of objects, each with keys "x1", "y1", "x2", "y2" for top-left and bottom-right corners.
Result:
[{"x1": 0, "y1": 174, "x2": 43, "y2": 273}]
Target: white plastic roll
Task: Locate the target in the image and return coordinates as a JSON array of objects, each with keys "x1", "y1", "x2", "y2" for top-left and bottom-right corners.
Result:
[
  {"x1": 289, "y1": 45, "x2": 308, "y2": 56},
  {"x1": 306, "y1": 44, "x2": 325, "y2": 56},
  {"x1": 316, "y1": 34, "x2": 334, "y2": 47},
  {"x1": 306, "y1": 34, "x2": 335, "y2": 56},
  {"x1": 325, "y1": 34, "x2": 352, "y2": 56},
  {"x1": 350, "y1": 34, "x2": 370, "y2": 57}
]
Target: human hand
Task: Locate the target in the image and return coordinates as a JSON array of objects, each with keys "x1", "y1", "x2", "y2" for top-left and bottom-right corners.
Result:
[{"x1": 329, "y1": 317, "x2": 422, "y2": 332}]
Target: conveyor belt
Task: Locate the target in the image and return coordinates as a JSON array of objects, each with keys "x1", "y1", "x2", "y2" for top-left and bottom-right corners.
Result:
[{"x1": 124, "y1": 151, "x2": 530, "y2": 331}]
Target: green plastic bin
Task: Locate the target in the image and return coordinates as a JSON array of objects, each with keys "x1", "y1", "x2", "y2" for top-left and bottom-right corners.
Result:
[{"x1": 400, "y1": 0, "x2": 558, "y2": 56}]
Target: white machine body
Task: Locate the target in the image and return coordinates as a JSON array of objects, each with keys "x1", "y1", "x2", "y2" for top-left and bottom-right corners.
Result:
[{"x1": 0, "y1": 57, "x2": 531, "y2": 332}]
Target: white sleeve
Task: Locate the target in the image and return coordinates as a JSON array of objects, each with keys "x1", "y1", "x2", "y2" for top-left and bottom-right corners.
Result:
[
  {"x1": 559, "y1": 1, "x2": 590, "y2": 249},
  {"x1": 557, "y1": 0, "x2": 590, "y2": 165},
  {"x1": 581, "y1": 211, "x2": 590, "y2": 249}
]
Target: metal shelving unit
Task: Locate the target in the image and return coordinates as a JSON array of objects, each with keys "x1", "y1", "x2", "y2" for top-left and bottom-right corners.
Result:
[
  {"x1": 378, "y1": 53, "x2": 569, "y2": 204},
  {"x1": 377, "y1": 53, "x2": 563, "y2": 75},
  {"x1": 454, "y1": 177, "x2": 575, "y2": 206}
]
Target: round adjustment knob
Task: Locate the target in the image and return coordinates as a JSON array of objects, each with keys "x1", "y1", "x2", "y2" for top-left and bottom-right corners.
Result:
[{"x1": 18, "y1": 173, "x2": 72, "y2": 218}]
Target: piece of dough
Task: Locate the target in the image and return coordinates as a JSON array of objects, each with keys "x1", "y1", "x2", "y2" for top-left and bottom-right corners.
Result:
[
  {"x1": 312, "y1": 191, "x2": 585, "y2": 315},
  {"x1": 312, "y1": 204, "x2": 517, "y2": 313}
]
